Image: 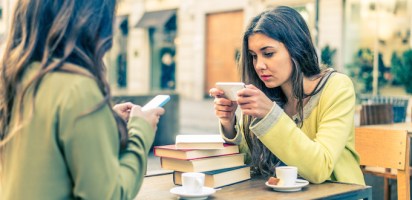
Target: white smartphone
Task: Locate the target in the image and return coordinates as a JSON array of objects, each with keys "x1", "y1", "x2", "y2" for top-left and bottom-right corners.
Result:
[
  {"x1": 215, "y1": 82, "x2": 245, "y2": 101},
  {"x1": 142, "y1": 95, "x2": 171, "y2": 111}
]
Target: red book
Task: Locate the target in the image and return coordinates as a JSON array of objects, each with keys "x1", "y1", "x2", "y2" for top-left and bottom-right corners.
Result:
[{"x1": 153, "y1": 144, "x2": 239, "y2": 160}]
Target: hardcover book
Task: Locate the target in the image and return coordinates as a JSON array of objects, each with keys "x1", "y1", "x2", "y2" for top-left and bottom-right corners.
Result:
[
  {"x1": 154, "y1": 144, "x2": 239, "y2": 160},
  {"x1": 173, "y1": 165, "x2": 251, "y2": 188},
  {"x1": 160, "y1": 153, "x2": 245, "y2": 172},
  {"x1": 175, "y1": 134, "x2": 225, "y2": 149}
]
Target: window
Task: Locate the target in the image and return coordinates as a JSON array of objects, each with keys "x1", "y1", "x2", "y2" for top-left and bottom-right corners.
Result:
[{"x1": 344, "y1": 0, "x2": 411, "y2": 93}]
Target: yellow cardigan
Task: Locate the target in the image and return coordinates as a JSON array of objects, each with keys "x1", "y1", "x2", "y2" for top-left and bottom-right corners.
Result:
[
  {"x1": 2, "y1": 62, "x2": 154, "y2": 199},
  {"x1": 222, "y1": 72, "x2": 365, "y2": 185}
]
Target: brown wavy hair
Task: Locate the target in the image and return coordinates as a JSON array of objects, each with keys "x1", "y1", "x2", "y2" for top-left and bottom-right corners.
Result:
[
  {"x1": 239, "y1": 6, "x2": 324, "y2": 177},
  {"x1": 0, "y1": 0, "x2": 128, "y2": 150}
]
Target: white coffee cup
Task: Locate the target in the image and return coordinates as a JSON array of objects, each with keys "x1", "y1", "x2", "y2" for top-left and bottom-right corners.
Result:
[
  {"x1": 182, "y1": 172, "x2": 205, "y2": 194},
  {"x1": 275, "y1": 166, "x2": 298, "y2": 187}
]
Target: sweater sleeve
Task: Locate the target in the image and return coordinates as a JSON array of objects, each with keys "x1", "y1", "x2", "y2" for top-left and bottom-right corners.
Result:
[
  {"x1": 58, "y1": 77, "x2": 154, "y2": 200},
  {"x1": 252, "y1": 75, "x2": 356, "y2": 183},
  {"x1": 219, "y1": 113, "x2": 253, "y2": 164}
]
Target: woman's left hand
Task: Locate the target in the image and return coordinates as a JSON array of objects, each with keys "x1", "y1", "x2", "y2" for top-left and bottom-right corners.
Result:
[
  {"x1": 113, "y1": 102, "x2": 135, "y2": 121},
  {"x1": 237, "y1": 84, "x2": 274, "y2": 118}
]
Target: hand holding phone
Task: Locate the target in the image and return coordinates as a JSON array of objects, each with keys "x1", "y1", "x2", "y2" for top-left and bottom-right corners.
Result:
[
  {"x1": 215, "y1": 82, "x2": 245, "y2": 101},
  {"x1": 142, "y1": 95, "x2": 170, "y2": 111}
]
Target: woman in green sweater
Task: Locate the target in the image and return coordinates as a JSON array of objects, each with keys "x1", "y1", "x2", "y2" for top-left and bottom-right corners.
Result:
[
  {"x1": 0, "y1": 0, "x2": 164, "y2": 199},
  {"x1": 210, "y1": 6, "x2": 364, "y2": 185}
]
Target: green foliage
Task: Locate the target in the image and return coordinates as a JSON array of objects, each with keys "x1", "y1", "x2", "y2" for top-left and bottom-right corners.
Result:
[
  {"x1": 321, "y1": 45, "x2": 337, "y2": 67},
  {"x1": 391, "y1": 49, "x2": 412, "y2": 94},
  {"x1": 346, "y1": 48, "x2": 374, "y2": 93},
  {"x1": 390, "y1": 52, "x2": 402, "y2": 85},
  {"x1": 346, "y1": 48, "x2": 389, "y2": 94}
]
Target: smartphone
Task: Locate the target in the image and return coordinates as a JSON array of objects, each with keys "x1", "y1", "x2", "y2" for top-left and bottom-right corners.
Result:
[
  {"x1": 142, "y1": 95, "x2": 171, "y2": 111},
  {"x1": 215, "y1": 82, "x2": 245, "y2": 101}
]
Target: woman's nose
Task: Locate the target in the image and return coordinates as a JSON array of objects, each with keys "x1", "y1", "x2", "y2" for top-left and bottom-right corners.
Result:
[{"x1": 255, "y1": 57, "x2": 267, "y2": 70}]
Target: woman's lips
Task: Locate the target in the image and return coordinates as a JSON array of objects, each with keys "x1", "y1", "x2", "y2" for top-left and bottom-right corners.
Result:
[{"x1": 260, "y1": 75, "x2": 271, "y2": 81}]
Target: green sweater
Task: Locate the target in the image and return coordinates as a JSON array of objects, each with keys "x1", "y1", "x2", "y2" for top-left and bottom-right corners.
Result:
[
  {"x1": 222, "y1": 72, "x2": 365, "y2": 185},
  {"x1": 2, "y1": 62, "x2": 154, "y2": 199}
]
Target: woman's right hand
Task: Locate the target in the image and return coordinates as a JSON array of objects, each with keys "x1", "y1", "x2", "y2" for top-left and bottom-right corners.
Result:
[
  {"x1": 129, "y1": 105, "x2": 165, "y2": 132},
  {"x1": 209, "y1": 88, "x2": 237, "y2": 127}
]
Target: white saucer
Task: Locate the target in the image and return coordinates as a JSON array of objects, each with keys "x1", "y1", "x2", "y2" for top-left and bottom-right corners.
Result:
[
  {"x1": 170, "y1": 186, "x2": 216, "y2": 200},
  {"x1": 265, "y1": 179, "x2": 309, "y2": 192}
]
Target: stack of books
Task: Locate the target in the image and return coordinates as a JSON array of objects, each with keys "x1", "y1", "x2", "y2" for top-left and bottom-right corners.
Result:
[{"x1": 154, "y1": 134, "x2": 250, "y2": 188}]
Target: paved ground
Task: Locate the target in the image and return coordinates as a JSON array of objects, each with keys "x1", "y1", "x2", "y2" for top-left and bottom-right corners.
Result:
[
  {"x1": 147, "y1": 98, "x2": 219, "y2": 174},
  {"x1": 178, "y1": 98, "x2": 220, "y2": 135}
]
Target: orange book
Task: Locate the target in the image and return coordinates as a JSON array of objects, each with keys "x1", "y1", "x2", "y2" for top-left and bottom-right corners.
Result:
[{"x1": 160, "y1": 153, "x2": 245, "y2": 172}]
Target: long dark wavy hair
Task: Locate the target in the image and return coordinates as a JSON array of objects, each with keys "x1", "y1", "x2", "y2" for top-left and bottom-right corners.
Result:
[
  {"x1": 239, "y1": 6, "x2": 322, "y2": 177},
  {"x1": 0, "y1": 0, "x2": 128, "y2": 149}
]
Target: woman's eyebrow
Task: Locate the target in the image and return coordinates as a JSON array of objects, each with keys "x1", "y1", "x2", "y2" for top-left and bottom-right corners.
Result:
[
  {"x1": 249, "y1": 45, "x2": 277, "y2": 53},
  {"x1": 260, "y1": 46, "x2": 276, "y2": 51}
]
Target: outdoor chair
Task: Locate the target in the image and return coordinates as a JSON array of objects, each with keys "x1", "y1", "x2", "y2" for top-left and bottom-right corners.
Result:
[
  {"x1": 355, "y1": 127, "x2": 410, "y2": 200},
  {"x1": 359, "y1": 103, "x2": 394, "y2": 199},
  {"x1": 360, "y1": 103, "x2": 393, "y2": 126},
  {"x1": 360, "y1": 95, "x2": 409, "y2": 123}
]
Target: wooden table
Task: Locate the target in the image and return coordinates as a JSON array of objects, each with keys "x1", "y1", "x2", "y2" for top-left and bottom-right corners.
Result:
[
  {"x1": 358, "y1": 122, "x2": 412, "y2": 132},
  {"x1": 135, "y1": 173, "x2": 372, "y2": 200}
]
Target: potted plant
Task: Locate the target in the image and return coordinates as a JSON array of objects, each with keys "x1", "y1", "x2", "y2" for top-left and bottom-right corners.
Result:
[
  {"x1": 346, "y1": 48, "x2": 374, "y2": 93},
  {"x1": 391, "y1": 49, "x2": 412, "y2": 93},
  {"x1": 346, "y1": 48, "x2": 389, "y2": 94},
  {"x1": 321, "y1": 45, "x2": 337, "y2": 67}
]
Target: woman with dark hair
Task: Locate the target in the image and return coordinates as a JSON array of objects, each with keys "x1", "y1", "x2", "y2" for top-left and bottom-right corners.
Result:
[
  {"x1": 210, "y1": 6, "x2": 364, "y2": 185},
  {"x1": 0, "y1": 0, "x2": 164, "y2": 199}
]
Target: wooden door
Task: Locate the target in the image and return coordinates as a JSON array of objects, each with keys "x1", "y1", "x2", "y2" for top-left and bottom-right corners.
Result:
[{"x1": 205, "y1": 10, "x2": 244, "y2": 97}]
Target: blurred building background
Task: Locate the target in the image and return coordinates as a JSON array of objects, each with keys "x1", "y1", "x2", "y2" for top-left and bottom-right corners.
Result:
[
  {"x1": 1, "y1": 0, "x2": 411, "y2": 99},
  {"x1": 107, "y1": 0, "x2": 412, "y2": 100}
]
